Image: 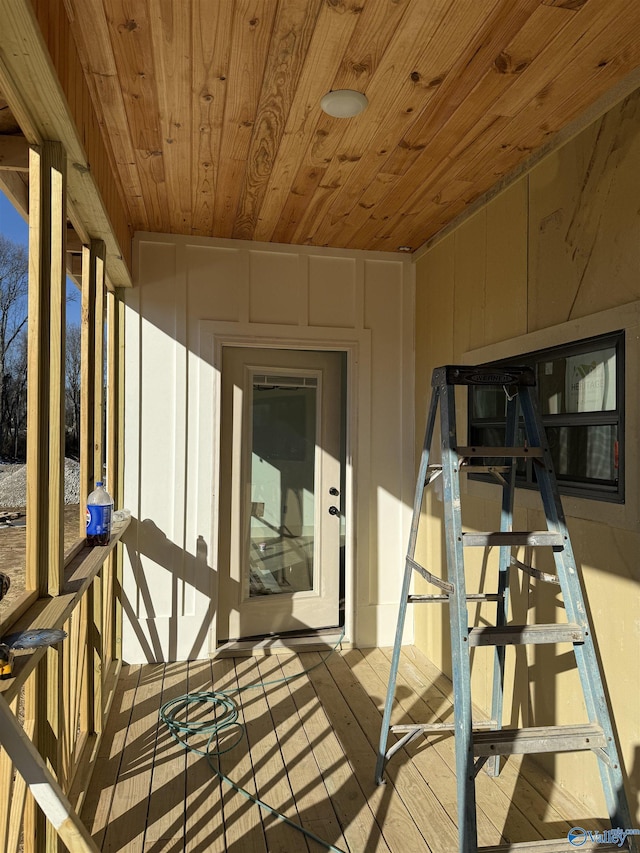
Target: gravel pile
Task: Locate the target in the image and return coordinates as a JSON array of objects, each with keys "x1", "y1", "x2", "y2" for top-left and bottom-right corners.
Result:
[{"x1": 0, "y1": 459, "x2": 80, "y2": 508}]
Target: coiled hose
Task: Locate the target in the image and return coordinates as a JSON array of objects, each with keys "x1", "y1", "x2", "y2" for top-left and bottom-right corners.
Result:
[{"x1": 159, "y1": 633, "x2": 347, "y2": 853}]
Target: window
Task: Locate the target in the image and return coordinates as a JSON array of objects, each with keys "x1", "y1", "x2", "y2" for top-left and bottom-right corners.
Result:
[{"x1": 468, "y1": 331, "x2": 624, "y2": 502}]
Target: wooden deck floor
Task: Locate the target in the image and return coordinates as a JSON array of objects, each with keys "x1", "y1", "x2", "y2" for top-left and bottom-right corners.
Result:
[{"x1": 81, "y1": 646, "x2": 606, "y2": 852}]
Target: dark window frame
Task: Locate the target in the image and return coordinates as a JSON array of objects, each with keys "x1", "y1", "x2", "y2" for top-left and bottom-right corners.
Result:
[{"x1": 467, "y1": 331, "x2": 625, "y2": 503}]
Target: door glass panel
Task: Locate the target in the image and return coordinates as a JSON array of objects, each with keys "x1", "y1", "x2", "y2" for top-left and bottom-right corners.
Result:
[{"x1": 249, "y1": 378, "x2": 317, "y2": 597}]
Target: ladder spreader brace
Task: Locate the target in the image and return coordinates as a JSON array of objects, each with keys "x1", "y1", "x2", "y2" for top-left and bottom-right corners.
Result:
[{"x1": 375, "y1": 364, "x2": 637, "y2": 853}]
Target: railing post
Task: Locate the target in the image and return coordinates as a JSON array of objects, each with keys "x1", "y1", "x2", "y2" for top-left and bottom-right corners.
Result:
[
  {"x1": 80, "y1": 240, "x2": 106, "y2": 742},
  {"x1": 25, "y1": 139, "x2": 67, "y2": 853},
  {"x1": 80, "y1": 240, "x2": 105, "y2": 535},
  {"x1": 106, "y1": 288, "x2": 122, "y2": 668}
]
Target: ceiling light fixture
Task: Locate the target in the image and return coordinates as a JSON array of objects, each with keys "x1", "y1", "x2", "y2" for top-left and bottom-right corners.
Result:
[{"x1": 320, "y1": 89, "x2": 368, "y2": 118}]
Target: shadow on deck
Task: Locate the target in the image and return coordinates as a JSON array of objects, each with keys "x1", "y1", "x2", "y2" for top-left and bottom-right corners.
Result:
[{"x1": 81, "y1": 646, "x2": 609, "y2": 852}]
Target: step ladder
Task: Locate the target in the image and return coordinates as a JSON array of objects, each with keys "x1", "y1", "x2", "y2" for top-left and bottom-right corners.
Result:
[{"x1": 375, "y1": 364, "x2": 637, "y2": 853}]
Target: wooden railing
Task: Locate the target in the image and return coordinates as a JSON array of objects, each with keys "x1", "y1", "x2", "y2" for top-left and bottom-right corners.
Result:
[
  {"x1": 0, "y1": 136, "x2": 127, "y2": 851},
  {"x1": 0, "y1": 521, "x2": 128, "y2": 852}
]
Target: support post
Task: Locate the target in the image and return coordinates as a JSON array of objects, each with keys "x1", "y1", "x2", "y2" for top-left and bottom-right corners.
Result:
[{"x1": 26, "y1": 140, "x2": 67, "y2": 853}]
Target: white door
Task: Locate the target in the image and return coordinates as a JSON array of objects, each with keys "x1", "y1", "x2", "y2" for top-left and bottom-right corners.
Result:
[{"x1": 218, "y1": 347, "x2": 343, "y2": 642}]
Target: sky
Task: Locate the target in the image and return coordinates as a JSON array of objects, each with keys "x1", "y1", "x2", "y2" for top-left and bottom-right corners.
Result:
[{"x1": 0, "y1": 188, "x2": 81, "y2": 326}]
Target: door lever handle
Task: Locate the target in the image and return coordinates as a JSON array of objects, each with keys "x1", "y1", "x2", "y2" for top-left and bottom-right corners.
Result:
[{"x1": 328, "y1": 505, "x2": 340, "y2": 516}]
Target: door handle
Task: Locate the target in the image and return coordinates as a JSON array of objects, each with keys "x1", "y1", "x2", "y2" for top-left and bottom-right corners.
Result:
[{"x1": 328, "y1": 505, "x2": 340, "y2": 516}]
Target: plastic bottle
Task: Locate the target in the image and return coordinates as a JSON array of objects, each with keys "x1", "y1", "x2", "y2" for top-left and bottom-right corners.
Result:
[{"x1": 86, "y1": 482, "x2": 113, "y2": 546}]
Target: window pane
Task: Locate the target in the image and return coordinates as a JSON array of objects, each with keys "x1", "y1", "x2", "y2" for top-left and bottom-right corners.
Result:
[
  {"x1": 546, "y1": 424, "x2": 618, "y2": 484},
  {"x1": 468, "y1": 425, "x2": 528, "y2": 476},
  {"x1": 538, "y1": 347, "x2": 616, "y2": 415},
  {"x1": 471, "y1": 387, "x2": 508, "y2": 419}
]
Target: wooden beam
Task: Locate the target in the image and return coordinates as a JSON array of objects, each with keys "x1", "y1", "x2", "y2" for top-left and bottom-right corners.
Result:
[
  {"x1": 68, "y1": 254, "x2": 83, "y2": 278},
  {"x1": 114, "y1": 296, "x2": 125, "y2": 662},
  {"x1": 66, "y1": 225, "x2": 84, "y2": 253},
  {"x1": 0, "y1": 171, "x2": 28, "y2": 221},
  {"x1": 0, "y1": 694, "x2": 99, "y2": 852},
  {"x1": 48, "y1": 145, "x2": 67, "y2": 599},
  {"x1": 0, "y1": 0, "x2": 132, "y2": 286},
  {"x1": 93, "y1": 246, "x2": 106, "y2": 488},
  {"x1": 0, "y1": 134, "x2": 29, "y2": 170},
  {"x1": 106, "y1": 290, "x2": 119, "y2": 664},
  {"x1": 26, "y1": 140, "x2": 67, "y2": 853},
  {"x1": 79, "y1": 242, "x2": 101, "y2": 537},
  {"x1": 27, "y1": 141, "x2": 66, "y2": 599}
]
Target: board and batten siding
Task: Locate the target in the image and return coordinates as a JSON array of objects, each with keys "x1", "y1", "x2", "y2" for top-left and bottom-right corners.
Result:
[
  {"x1": 122, "y1": 234, "x2": 414, "y2": 662},
  {"x1": 414, "y1": 89, "x2": 640, "y2": 821}
]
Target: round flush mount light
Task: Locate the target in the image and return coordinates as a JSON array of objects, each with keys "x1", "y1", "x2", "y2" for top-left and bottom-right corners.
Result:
[{"x1": 320, "y1": 89, "x2": 368, "y2": 118}]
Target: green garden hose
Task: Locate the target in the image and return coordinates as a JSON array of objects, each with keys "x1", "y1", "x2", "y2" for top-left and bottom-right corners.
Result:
[{"x1": 160, "y1": 633, "x2": 347, "y2": 853}]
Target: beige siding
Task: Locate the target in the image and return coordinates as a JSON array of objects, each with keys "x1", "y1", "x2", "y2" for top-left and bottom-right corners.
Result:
[
  {"x1": 123, "y1": 235, "x2": 414, "y2": 662},
  {"x1": 414, "y1": 90, "x2": 640, "y2": 820}
]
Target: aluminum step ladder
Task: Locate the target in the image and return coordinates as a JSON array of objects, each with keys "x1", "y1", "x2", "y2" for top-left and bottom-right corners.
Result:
[{"x1": 375, "y1": 364, "x2": 637, "y2": 853}]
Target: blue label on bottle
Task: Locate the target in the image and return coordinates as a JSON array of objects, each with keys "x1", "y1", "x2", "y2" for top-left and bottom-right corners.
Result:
[{"x1": 86, "y1": 505, "x2": 111, "y2": 536}]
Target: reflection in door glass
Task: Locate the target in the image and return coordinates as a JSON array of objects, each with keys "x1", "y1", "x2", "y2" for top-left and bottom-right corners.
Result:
[{"x1": 249, "y1": 377, "x2": 317, "y2": 597}]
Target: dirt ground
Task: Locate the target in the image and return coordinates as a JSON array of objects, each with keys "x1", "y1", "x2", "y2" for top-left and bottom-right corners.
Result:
[{"x1": 0, "y1": 505, "x2": 82, "y2": 620}]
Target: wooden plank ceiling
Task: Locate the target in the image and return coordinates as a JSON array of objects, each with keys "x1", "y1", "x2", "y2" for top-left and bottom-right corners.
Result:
[{"x1": 50, "y1": 0, "x2": 640, "y2": 252}]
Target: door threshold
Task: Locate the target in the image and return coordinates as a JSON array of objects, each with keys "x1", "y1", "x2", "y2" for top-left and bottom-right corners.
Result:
[{"x1": 213, "y1": 629, "x2": 348, "y2": 658}]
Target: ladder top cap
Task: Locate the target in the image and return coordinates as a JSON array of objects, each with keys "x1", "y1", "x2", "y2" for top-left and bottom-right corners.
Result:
[{"x1": 434, "y1": 365, "x2": 536, "y2": 387}]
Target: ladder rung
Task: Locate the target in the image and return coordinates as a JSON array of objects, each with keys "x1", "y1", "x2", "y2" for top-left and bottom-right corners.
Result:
[
  {"x1": 456, "y1": 446, "x2": 544, "y2": 459},
  {"x1": 473, "y1": 724, "x2": 606, "y2": 756},
  {"x1": 481, "y1": 840, "x2": 630, "y2": 852},
  {"x1": 391, "y1": 720, "x2": 496, "y2": 734},
  {"x1": 408, "y1": 593, "x2": 502, "y2": 603},
  {"x1": 468, "y1": 624, "x2": 585, "y2": 646},
  {"x1": 463, "y1": 531, "x2": 564, "y2": 547}
]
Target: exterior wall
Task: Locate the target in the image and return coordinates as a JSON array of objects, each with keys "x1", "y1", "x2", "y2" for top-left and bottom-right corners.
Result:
[
  {"x1": 414, "y1": 90, "x2": 640, "y2": 819},
  {"x1": 122, "y1": 234, "x2": 414, "y2": 662}
]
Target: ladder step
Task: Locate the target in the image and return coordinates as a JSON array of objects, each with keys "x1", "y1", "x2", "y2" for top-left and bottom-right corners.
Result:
[
  {"x1": 408, "y1": 593, "x2": 503, "y2": 603},
  {"x1": 468, "y1": 623, "x2": 585, "y2": 646},
  {"x1": 463, "y1": 531, "x2": 564, "y2": 547},
  {"x1": 456, "y1": 445, "x2": 544, "y2": 459},
  {"x1": 481, "y1": 839, "x2": 631, "y2": 852},
  {"x1": 473, "y1": 724, "x2": 606, "y2": 756}
]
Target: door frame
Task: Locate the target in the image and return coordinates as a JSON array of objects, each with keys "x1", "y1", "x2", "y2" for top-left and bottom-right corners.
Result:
[
  {"x1": 203, "y1": 323, "x2": 371, "y2": 653},
  {"x1": 220, "y1": 346, "x2": 343, "y2": 639}
]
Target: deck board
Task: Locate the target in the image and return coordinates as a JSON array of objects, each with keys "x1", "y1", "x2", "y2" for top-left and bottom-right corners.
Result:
[
  {"x1": 82, "y1": 647, "x2": 608, "y2": 852},
  {"x1": 255, "y1": 656, "x2": 348, "y2": 853},
  {"x1": 184, "y1": 659, "x2": 222, "y2": 853}
]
